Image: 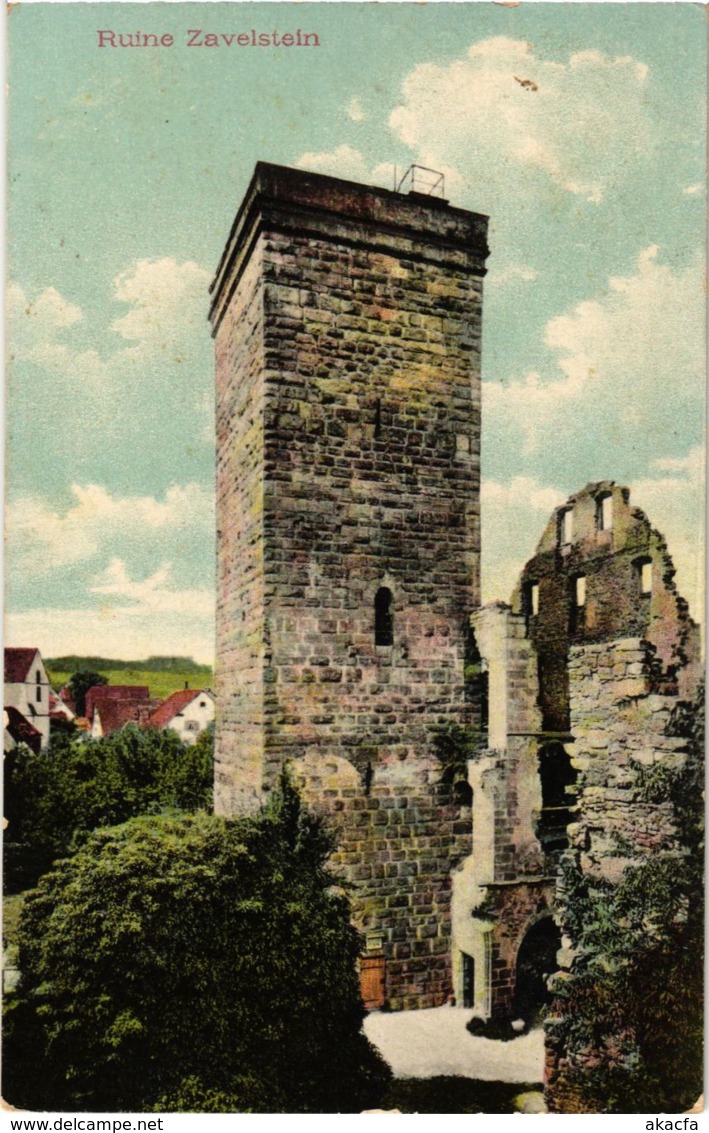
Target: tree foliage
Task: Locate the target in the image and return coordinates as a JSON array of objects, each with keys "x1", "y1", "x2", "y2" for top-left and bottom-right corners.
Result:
[
  {"x1": 4, "y1": 725, "x2": 214, "y2": 889},
  {"x1": 546, "y1": 683, "x2": 704, "y2": 1113},
  {"x1": 66, "y1": 670, "x2": 109, "y2": 716},
  {"x1": 3, "y1": 779, "x2": 390, "y2": 1113},
  {"x1": 431, "y1": 722, "x2": 480, "y2": 784}
]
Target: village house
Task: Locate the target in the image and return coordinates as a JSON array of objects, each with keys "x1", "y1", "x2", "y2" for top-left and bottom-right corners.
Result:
[
  {"x1": 145, "y1": 688, "x2": 215, "y2": 744},
  {"x1": 3, "y1": 706, "x2": 43, "y2": 755},
  {"x1": 4, "y1": 648, "x2": 52, "y2": 752},
  {"x1": 48, "y1": 691, "x2": 76, "y2": 726},
  {"x1": 87, "y1": 685, "x2": 158, "y2": 739}
]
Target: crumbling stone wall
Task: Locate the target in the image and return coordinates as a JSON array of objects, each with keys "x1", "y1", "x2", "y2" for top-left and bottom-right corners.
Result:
[
  {"x1": 453, "y1": 605, "x2": 556, "y2": 1017},
  {"x1": 565, "y1": 637, "x2": 689, "y2": 881},
  {"x1": 514, "y1": 482, "x2": 701, "y2": 730},
  {"x1": 543, "y1": 635, "x2": 698, "y2": 1108}
]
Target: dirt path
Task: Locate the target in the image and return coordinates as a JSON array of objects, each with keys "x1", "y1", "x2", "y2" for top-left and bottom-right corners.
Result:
[{"x1": 364, "y1": 1007, "x2": 545, "y2": 1083}]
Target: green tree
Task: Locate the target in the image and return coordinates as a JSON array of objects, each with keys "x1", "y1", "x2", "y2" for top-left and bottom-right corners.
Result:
[
  {"x1": 3, "y1": 781, "x2": 390, "y2": 1113},
  {"x1": 546, "y1": 683, "x2": 704, "y2": 1113},
  {"x1": 67, "y1": 670, "x2": 108, "y2": 716},
  {"x1": 4, "y1": 725, "x2": 214, "y2": 888}
]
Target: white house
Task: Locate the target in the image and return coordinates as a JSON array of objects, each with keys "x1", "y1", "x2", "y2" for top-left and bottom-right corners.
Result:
[
  {"x1": 145, "y1": 688, "x2": 214, "y2": 744},
  {"x1": 4, "y1": 647, "x2": 52, "y2": 751}
]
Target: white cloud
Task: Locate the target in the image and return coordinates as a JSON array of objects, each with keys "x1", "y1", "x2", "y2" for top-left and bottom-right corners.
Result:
[
  {"x1": 388, "y1": 36, "x2": 653, "y2": 208},
  {"x1": 7, "y1": 283, "x2": 82, "y2": 331},
  {"x1": 111, "y1": 258, "x2": 211, "y2": 360},
  {"x1": 630, "y1": 444, "x2": 705, "y2": 624},
  {"x1": 486, "y1": 262, "x2": 539, "y2": 288},
  {"x1": 6, "y1": 483, "x2": 214, "y2": 574},
  {"x1": 5, "y1": 605, "x2": 214, "y2": 667},
  {"x1": 347, "y1": 96, "x2": 365, "y2": 123},
  {"x1": 296, "y1": 144, "x2": 373, "y2": 183},
  {"x1": 481, "y1": 475, "x2": 565, "y2": 603},
  {"x1": 8, "y1": 257, "x2": 211, "y2": 387},
  {"x1": 90, "y1": 558, "x2": 214, "y2": 617},
  {"x1": 7, "y1": 282, "x2": 109, "y2": 382},
  {"x1": 485, "y1": 246, "x2": 705, "y2": 456}
]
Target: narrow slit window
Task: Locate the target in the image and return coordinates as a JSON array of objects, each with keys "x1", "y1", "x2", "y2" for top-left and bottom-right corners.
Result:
[
  {"x1": 524, "y1": 581, "x2": 539, "y2": 622},
  {"x1": 559, "y1": 508, "x2": 573, "y2": 546},
  {"x1": 570, "y1": 575, "x2": 586, "y2": 633},
  {"x1": 374, "y1": 587, "x2": 393, "y2": 646},
  {"x1": 374, "y1": 399, "x2": 382, "y2": 438},
  {"x1": 638, "y1": 559, "x2": 653, "y2": 596},
  {"x1": 530, "y1": 582, "x2": 539, "y2": 617},
  {"x1": 597, "y1": 493, "x2": 613, "y2": 531}
]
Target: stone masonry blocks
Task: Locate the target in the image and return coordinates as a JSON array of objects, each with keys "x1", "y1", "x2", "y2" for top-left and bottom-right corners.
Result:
[{"x1": 211, "y1": 163, "x2": 489, "y2": 1007}]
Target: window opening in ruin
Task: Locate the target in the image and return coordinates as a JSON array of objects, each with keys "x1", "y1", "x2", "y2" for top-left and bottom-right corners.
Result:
[
  {"x1": 464, "y1": 627, "x2": 488, "y2": 739},
  {"x1": 453, "y1": 779, "x2": 473, "y2": 807},
  {"x1": 636, "y1": 557, "x2": 653, "y2": 596},
  {"x1": 363, "y1": 762, "x2": 374, "y2": 796},
  {"x1": 558, "y1": 508, "x2": 573, "y2": 546},
  {"x1": 537, "y1": 742, "x2": 577, "y2": 853},
  {"x1": 514, "y1": 917, "x2": 561, "y2": 1024},
  {"x1": 524, "y1": 581, "x2": 539, "y2": 623},
  {"x1": 461, "y1": 952, "x2": 474, "y2": 1009},
  {"x1": 374, "y1": 587, "x2": 393, "y2": 646},
  {"x1": 480, "y1": 667, "x2": 489, "y2": 736},
  {"x1": 569, "y1": 575, "x2": 586, "y2": 633},
  {"x1": 596, "y1": 492, "x2": 613, "y2": 532}
]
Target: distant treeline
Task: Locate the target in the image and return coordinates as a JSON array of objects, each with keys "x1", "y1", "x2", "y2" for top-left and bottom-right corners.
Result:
[{"x1": 46, "y1": 655, "x2": 213, "y2": 675}]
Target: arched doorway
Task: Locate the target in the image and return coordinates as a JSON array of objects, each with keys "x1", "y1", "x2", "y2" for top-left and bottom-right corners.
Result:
[{"x1": 514, "y1": 916, "x2": 561, "y2": 1024}]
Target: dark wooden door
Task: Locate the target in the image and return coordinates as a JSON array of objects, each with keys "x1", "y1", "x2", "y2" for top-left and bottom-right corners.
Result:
[{"x1": 359, "y1": 956, "x2": 386, "y2": 1010}]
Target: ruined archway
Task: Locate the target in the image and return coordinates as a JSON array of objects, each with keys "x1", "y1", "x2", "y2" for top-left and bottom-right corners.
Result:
[{"x1": 514, "y1": 916, "x2": 561, "y2": 1024}]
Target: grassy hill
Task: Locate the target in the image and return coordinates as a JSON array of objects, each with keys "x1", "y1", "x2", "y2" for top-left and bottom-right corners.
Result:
[
  {"x1": 47, "y1": 657, "x2": 214, "y2": 702},
  {"x1": 46, "y1": 655, "x2": 212, "y2": 675}
]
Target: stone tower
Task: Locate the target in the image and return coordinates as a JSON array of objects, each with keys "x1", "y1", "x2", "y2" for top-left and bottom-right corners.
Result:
[{"x1": 210, "y1": 164, "x2": 489, "y2": 1007}]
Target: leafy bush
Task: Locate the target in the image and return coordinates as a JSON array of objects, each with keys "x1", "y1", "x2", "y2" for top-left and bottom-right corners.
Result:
[
  {"x1": 4, "y1": 725, "x2": 214, "y2": 888},
  {"x1": 431, "y1": 722, "x2": 480, "y2": 784},
  {"x1": 546, "y1": 683, "x2": 704, "y2": 1113},
  {"x1": 3, "y1": 779, "x2": 390, "y2": 1113},
  {"x1": 67, "y1": 670, "x2": 108, "y2": 716}
]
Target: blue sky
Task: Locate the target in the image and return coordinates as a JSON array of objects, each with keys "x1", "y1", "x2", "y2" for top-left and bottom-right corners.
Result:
[{"x1": 6, "y1": 2, "x2": 706, "y2": 663}]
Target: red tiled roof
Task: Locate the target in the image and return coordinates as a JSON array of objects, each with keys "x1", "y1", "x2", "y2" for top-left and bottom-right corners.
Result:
[
  {"x1": 95, "y1": 699, "x2": 148, "y2": 735},
  {"x1": 85, "y1": 685, "x2": 150, "y2": 721},
  {"x1": 4, "y1": 648, "x2": 40, "y2": 684},
  {"x1": 4, "y1": 706, "x2": 42, "y2": 753},
  {"x1": 59, "y1": 687, "x2": 76, "y2": 711},
  {"x1": 146, "y1": 689, "x2": 205, "y2": 729},
  {"x1": 49, "y1": 693, "x2": 74, "y2": 719}
]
